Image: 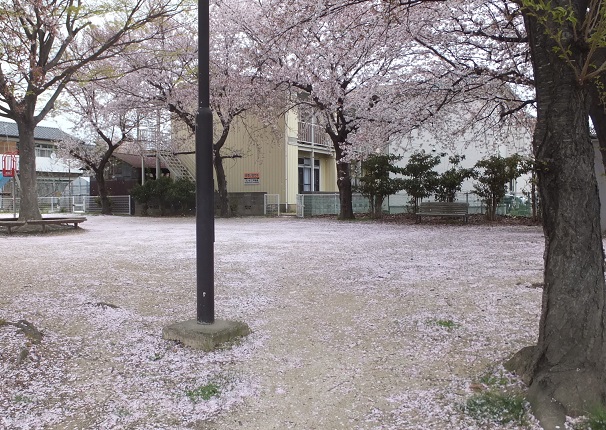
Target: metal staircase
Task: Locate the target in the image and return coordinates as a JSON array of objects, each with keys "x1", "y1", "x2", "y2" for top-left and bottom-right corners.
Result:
[{"x1": 157, "y1": 150, "x2": 195, "y2": 182}]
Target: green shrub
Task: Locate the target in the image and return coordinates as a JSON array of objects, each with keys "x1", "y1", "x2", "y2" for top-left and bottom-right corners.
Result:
[
  {"x1": 354, "y1": 153, "x2": 405, "y2": 218},
  {"x1": 169, "y1": 178, "x2": 196, "y2": 213},
  {"x1": 472, "y1": 155, "x2": 532, "y2": 221},
  {"x1": 131, "y1": 177, "x2": 195, "y2": 216}
]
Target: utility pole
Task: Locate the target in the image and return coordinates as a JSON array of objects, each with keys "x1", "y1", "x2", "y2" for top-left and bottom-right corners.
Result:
[{"x1": 162, "y1": 1, "x2": 249, "y2": 350}]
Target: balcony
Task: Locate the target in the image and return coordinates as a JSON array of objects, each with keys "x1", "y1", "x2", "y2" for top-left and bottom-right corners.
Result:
[{"x1": 297, "y1": 122, "x2": 332, "y2": 149}]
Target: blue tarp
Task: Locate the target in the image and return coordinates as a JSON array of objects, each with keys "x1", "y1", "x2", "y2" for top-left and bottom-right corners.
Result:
[{"x1": 0, "y1": 173, "x2": 10, "y2": 190}]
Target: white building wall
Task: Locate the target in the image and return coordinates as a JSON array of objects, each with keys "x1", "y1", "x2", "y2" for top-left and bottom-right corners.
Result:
[{"x1": 389, "y1": 124, "x2": 534, "y2": 206}]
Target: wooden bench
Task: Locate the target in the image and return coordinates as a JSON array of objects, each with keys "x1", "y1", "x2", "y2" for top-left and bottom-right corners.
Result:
[
  {"x1": 25, "y1": 217, "x2": 87, "y2": 232},
  {"x1": 416, "y1": 202, "x2": 469, "y2": 223},
  {"x1": 0, "y1": 220, "x2": 26, "y2": 234}
]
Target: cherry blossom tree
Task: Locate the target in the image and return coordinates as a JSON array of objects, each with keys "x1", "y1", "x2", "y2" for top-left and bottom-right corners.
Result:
[
  {"x1": 0, "y1": 0, "x2": 182, "y2": 221},
  {"x1": 406, "y1": 0, "x2": 606, "y2": 421},
  {"x1": 127, "y1": 8, "x2": 280, "y2": 217},
  {"x1": 384, "y1": 0, "x2": 606, "y2": 423},
  {"x1": 233, "y1": 0, "x2": 439, "y2": 219},
  {"x1": 391, "y1": 0, "x2": 534, "y2": 155},
  {"x1": 241, "y1": 0, "x2": 606, "y2": 422},
  {"x1": 502, "y1": 1, "x2": 606, "y2": 424},
  {"x1": 58, "y1": 72, "x2": 152, "y2": 215}
]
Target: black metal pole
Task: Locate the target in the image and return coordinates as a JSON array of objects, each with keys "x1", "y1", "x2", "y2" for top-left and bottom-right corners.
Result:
[{"x1": 196, "y1": 0, "x2": 215, "y2": 324}]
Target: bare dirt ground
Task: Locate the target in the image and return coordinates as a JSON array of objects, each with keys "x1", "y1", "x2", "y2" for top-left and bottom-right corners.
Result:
[{"x1": 1, "y1": 215, "x2": 546, "y2": 429}]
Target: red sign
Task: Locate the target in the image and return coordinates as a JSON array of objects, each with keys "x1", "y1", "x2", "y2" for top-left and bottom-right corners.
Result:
[{"x1": 244, "y1": 172, "x2": 259, "y2": 184}]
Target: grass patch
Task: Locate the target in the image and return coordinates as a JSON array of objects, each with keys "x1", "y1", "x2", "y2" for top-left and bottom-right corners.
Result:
[
  {"x1": 116, "y1": 407, "x2": 130, "y2": 417},
  {"x1": 186, "y1": 382, "x2": 221, "y2": 402},
  {"x1": 148, "y1": 352, "x2": 164, "y2": 361},
  {"x1": 13, "y1": 394, "x2": 32, "y2": 403},
  {"x1": 428, "y1": 318, "x2": 459, "y2": 329},
  {"x1": 575, "y1": 405, "x2": 606, "y2": 429},
  {"x1": 464, "y1": 391, "x2": 528, "y2": 426},
  {"x1": 478, "y1": 371, "x2": 510, "y2": 387}
]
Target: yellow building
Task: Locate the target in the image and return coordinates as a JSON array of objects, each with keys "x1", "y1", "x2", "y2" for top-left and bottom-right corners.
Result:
[{"x1": 174, "y1": 109, "x2": 338, "y2": 213}]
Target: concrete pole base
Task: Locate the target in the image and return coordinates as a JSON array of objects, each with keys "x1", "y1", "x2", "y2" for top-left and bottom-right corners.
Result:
[{"x1": 162, "y1": 319, "x2": 250, "y2": 351}]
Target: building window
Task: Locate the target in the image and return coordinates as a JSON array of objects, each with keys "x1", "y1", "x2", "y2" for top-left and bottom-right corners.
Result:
[
  {"x1": 298, "y1": 157, "x2": 320, "y2": 193},
  {"x1": 35, "y1": 144, "x2": 55, "y2": 158}
]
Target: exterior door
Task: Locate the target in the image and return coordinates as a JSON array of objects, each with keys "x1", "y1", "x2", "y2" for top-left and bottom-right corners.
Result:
[{"x1": 298, "y1": 158, "x2": 320, "y2": 193}]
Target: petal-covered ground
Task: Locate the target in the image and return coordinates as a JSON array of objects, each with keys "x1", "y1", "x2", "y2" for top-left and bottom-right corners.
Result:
[{"x1": 1, "y1": 216, "x2": 548, "y2": 429}]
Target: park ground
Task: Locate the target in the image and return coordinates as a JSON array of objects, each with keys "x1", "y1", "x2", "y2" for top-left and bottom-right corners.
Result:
[{"x1": 0, "y1": 215, "x2": 560, "y2": 429}]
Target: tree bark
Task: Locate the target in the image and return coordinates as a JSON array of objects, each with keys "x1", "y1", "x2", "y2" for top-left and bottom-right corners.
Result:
[
  {"x1": 15, "y1": 120, "x2": 41, "y2": 221},
  {"x1": 531, "y1": 172, "x2": 538, "y2": 221},
  {"x1": 507, "y1": 12, "x2": 606, "y2": 425},
  {"x1": 95, "y1": 170, "x2": 112, "y2": 215},
  {"x1": 212, "y1": 121, "x2": 232, "y2": 218},
  {"x1": 334, "y1": 143, "x2": 354, "y2": 220},
  {"x1": 488, "y1": 196, "x2": 498, "y2": 221},
  {"x1": 372, "y1": 195, "x2": 384, "y2": 218},
  {"x1": 213, "y1": 152, "x2": 230, "y2": 217}
]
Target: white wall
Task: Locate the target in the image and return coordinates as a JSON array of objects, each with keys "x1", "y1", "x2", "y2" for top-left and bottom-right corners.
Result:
[{"x1": 390, "y1": 125, "x2": 534, "y2": 198}]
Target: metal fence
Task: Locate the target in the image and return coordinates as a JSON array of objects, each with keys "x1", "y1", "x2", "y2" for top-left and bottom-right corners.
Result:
[
  {"x1": 0, "y1": 195, "x2": 133, "y2": 216},
  {"x1": 296, "y1": 193, "x2": 371, "y2": 218},
  {"x1": 264, "y1": 194, "x2": 280, "y2": 216},
  {"x1": 296, "y1": 192, "x2": 534, "y2": 218},
  {"x1": 388, "y1": 192, "x2": 534, "y2": 217}
]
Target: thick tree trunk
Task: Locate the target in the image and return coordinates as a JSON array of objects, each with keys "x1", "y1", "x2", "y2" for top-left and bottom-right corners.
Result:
[
  {"x1": 334, "y1": 143, "x2": 354, "y2": 220},
  {"x1": 16, "y1": 121, "x2": 41, "y2": 221},
  {"x1": 507, "y1": 13, "x2": 606, "y2": 425},
  {"x1": 213, "y1": 153, "x2": 230, "y2": 217},
  {"x1": 95, "y1": 171, "x2": 112, "y2": 215}
]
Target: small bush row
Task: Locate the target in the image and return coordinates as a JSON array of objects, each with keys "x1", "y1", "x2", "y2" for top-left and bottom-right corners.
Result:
[{"x1": 130, "y1": 177, "x2": 195, "y2": 216}]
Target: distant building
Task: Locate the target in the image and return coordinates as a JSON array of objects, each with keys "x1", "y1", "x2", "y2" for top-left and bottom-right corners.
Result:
[
  {"x1": 0, "y1": 121, "x2": 81, "y2": 197},
  {"x1": 88, "y1": 151, "x2": 170, "y2": 196}
]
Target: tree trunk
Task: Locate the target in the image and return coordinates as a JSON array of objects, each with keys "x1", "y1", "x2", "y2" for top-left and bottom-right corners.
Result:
[
  {"x1": 213, "y1": 153, "x2": 230, "y2": 217},
  {"x1": 507, "y1": 13, "x2": 606, "y2": 425},
  {"x1": 366, "y1": 193, "x2": 376, "y2": 216},
  {"x1": 336, "y1": 159, "x2": 354, "y2": 219},
  {"x1": 531, "y1": 172, "x2": 538, "y2": 221},
  {"x1": 95, "y1": 171, "x2": 112, "y2": 215},
  {"x1": 486, "y1": 196, "x2": 497, "y2": 221},
  {"x1": 373, "y1": 195, "x2": 384, "y2": 218},
  {"x1": 15, "y1": 121, "x2": 41, "y2": 221},
  {"x1": 334, "y1": 143, "x2": 354, "y2": 220}
]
